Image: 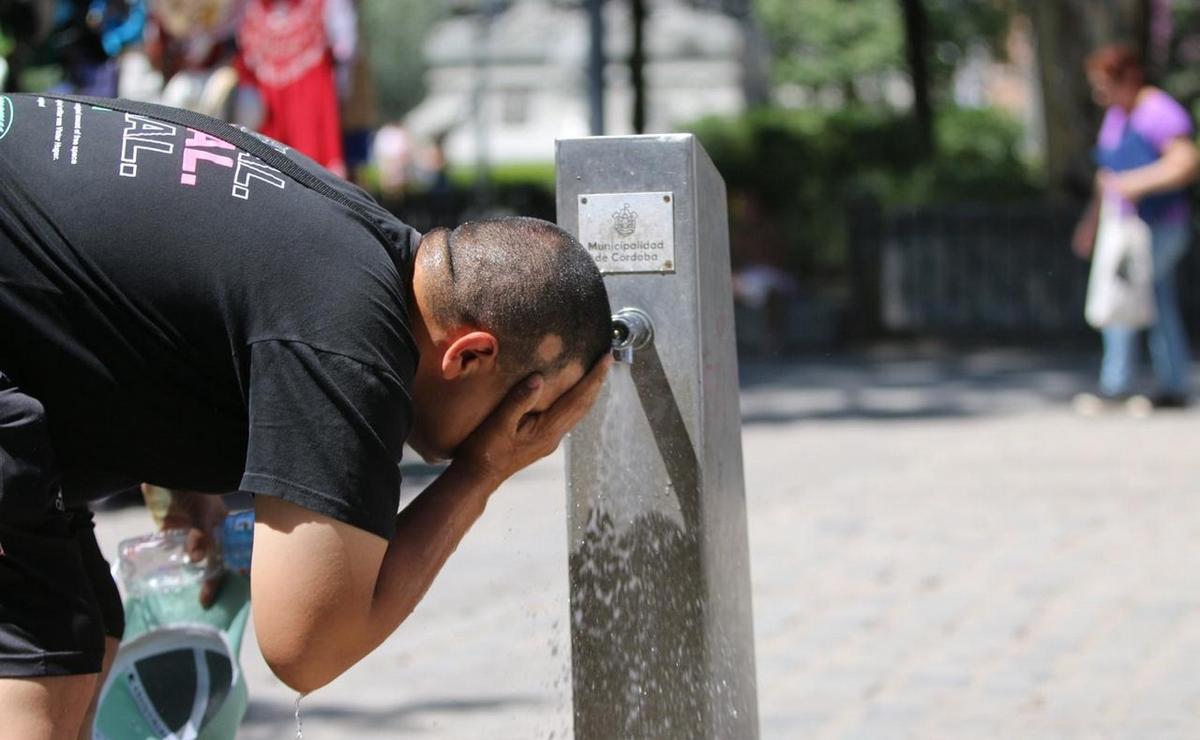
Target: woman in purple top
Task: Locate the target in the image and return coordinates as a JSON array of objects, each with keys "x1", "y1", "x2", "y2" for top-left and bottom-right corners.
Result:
[{"x1": 1074, "y1": 44, "x2": 1199, "y2": 411}]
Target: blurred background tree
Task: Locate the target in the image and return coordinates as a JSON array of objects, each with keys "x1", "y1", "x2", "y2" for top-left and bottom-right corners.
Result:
[
  {"x1": 1024, "y1": 0, "x2": 1148, "y2": 198},
  {"x1": 688, "y1": 0, "x2": 1037, "y2": 281},
  {"x1": 361, "y1": 0, "x2": 446, "y2": 121},
  {"x1": 1160, "y1": 0, "x2": 1200, "y2": 121},
  {"x1": 756, "y1": 0, "x2": 903, "y2": 102}
]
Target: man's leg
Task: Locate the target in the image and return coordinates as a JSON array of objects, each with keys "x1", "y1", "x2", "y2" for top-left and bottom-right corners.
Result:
[
  {"x1": 71, "y1": 507, "x2": 126, "y2": 739},
  {"x1": 0, "y1": 514, "x2": 109, "y2": 740},
  {"x1": 77, "y1": 636, "x2": 119, "y2": 740},
  {"x1": 0, "y1": 377, "x2": 111, "y2": 740},
  {"x1": 0, "y1": 674, "x2": 97, "y2": 740},
  {"x1": 0, "y1": 512, "x2": 109, "y2": 740}
]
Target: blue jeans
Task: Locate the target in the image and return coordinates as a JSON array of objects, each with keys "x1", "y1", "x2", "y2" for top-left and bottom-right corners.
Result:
[{"x1": 1100, "y1": 220, "x2": 1193, "y2": 396}]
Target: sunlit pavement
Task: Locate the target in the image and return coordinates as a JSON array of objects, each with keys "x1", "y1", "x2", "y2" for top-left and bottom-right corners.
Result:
[{"x1": 95, "y1": 345, "x2": 1200, "y2": 739}]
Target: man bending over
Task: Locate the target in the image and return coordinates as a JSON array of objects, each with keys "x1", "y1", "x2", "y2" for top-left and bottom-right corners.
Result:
[{"x1": 0, "y1": 93, "x2": 612, "y2": 739}]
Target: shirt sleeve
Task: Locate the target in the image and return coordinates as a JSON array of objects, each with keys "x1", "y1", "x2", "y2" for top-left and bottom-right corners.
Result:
[
  {"x1": 1133, "y1": 91, "x2": 1194, "y2": 153},
  {"x1": 1097, "y1": 106, "x2": 1124, "y2": 151},
  {"x1": 240, "y1": 340, "x2": 411, "y2": 540}
]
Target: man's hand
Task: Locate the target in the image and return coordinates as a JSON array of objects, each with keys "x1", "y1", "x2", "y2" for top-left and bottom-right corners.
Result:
[
  {"x1": 456, "y1": 354, "x2": 613, "y2": 487},
  {"x1": 148, "y1": 485, "x2": 229, "y2": 608}
]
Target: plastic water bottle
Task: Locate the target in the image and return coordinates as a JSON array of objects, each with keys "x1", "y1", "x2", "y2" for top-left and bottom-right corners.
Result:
[
  {"x1": 115, "y1": 528, "x2": 211, "y2": 603},
  {"x1": 220, "y1": 509, "x2": 254, "y2": 576},
  {"x1": 99, "y1": 515, "x2": 254, "y2": 739},
  {"x1": 116, "y1": 509, "x2": 254, "y2": 590}
]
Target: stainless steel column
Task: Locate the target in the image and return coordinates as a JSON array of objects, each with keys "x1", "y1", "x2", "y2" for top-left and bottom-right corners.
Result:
[{"x1": 557, "y1": 135, "x2": 759, "y2": 739}]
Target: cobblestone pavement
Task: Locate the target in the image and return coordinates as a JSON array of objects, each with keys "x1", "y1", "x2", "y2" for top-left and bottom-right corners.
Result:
[{"x1": 94, "y1": 346, "x2": 1200, "y2": 739}]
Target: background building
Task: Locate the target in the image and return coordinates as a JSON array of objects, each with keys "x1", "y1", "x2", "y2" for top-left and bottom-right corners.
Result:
[{"x1": 405, "y1": 0, "x2": 746, "y2": 165}]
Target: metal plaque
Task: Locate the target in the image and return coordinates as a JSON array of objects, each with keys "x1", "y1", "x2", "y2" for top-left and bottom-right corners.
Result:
[{"x1": 577, "y1": 191, "x2": 675, "y2": 274}]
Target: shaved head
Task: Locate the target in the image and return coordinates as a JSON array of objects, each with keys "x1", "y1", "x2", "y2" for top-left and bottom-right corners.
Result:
[{"x1": 419, "y1": 217, "x2": 611, "y2": 376}]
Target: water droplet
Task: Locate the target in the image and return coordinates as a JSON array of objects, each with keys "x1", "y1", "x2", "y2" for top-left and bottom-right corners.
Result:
[{"x1": 294, "y1": 692, "x2": 306, "y2": 739}]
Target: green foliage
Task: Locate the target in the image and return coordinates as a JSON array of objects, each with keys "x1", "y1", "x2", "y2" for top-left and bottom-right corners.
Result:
[
  {"x1": 898, "y1": 105, "x2": 1040, "y2": 201},
  {"x1": 690, "y1": 105, "x2": 1036, "y2": 205},
  {"x1": 686, "y1": 105, "x2": 1039, "y2": 275},
  {"x1": 361, "y1": 0, "x2": 445, "y2": 120},
  {"x1": 925, "y1": 0, "x2": 1014, "y2": 64},
  {"x1": 445, "y1": 161, "x2": 557, "y2": 190},
  {"x1": 755, "y1": 0, "x2": 903, "y2": 91},
  {"x1": 1162, "y1": 0, "x2": 1200, "y2": 122},
  {"x1": 17, "y1": 65, "x2": 61, "y2": 92},
  {"x1": 754, "y1": 0, "x2": 1015, "y2": 103}
]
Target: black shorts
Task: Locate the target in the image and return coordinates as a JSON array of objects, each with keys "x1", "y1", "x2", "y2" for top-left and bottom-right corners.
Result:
[{"x1": 0, "y1": 374, "x2": 124, "y2": 677}]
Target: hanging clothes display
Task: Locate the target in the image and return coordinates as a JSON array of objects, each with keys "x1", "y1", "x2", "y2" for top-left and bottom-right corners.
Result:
[{"x1": 236, "y1": 0, "x2": 344, "y2": 175}]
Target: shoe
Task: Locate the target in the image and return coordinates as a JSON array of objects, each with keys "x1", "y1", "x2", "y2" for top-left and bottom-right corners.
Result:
[
  {"x1": 1150, "y1": 393, "x2": 1189, "y2": 410},
  {"x1": 1072, "y1": 392, "x2": 1102, "y2": 415},
  {"x1": 1071, "y1": 391, "x2": 1156, "y2": 417},
  {"x1": 1072, "y1": 392, "x2": 1118, "y2": 416},
  {"x1": 1124, "y1": 394, "x2": 1153, "y2": 418}
]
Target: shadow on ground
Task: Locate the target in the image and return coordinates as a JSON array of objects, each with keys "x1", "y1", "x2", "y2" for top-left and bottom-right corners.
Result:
[
  {"x1": 242, "y1": 694, "x2": 545, "y2": 732},
  {"x1": 736, "y1": 344, "x2": 1101, "y2": 424},
  {"x1": 742, "y1": 404, "x2": 976, "y2": 424}
]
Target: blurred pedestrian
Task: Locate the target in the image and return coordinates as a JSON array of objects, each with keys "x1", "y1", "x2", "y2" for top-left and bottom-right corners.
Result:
[
  {"x1": 46, "y1": 0, "x2": 122, "y2": 96},
  {"x1": 332, "y1": 0, "x2": 377, "y2": 185},
  {"x1": 372, "y1": 120, "x2": 411, "y2": 199},
  {"x1": 422, "y1": 130, "x2": 454, "y2": 224},
  {"x1": 86, "y1": 0, "x2": 146, "y2": 60},
  {"x1": 1072, "y1": 43, "x2": 1199, "y2": 415},
  {"x1": 236, "y1": 0, "x2": 346, "y2": 175}
]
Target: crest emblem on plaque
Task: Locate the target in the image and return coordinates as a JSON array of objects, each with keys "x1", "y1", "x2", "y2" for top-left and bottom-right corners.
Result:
[{"x1": 612, "y1": 204, "x2": 638, "y2": 237}]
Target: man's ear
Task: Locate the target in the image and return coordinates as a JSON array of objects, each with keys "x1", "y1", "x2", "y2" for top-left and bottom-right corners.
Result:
[{"x1": 441, "y1": 331, "x2": 499, "y2": 380}]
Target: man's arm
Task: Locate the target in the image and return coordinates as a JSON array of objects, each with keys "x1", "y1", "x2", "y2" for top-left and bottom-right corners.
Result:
[{"x1": 250, "y1": 356, "x2": 612, "y2": 693}]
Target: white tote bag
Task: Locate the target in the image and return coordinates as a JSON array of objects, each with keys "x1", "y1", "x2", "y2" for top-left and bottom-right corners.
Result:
[{"x1": 1084, "y1": 204, "x2": 1156, "y2": 329}]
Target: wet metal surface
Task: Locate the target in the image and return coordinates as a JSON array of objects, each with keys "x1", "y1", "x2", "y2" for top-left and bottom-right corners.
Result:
[{"x1": 557, "y1": 135, "x2": 759, "y2": 739}]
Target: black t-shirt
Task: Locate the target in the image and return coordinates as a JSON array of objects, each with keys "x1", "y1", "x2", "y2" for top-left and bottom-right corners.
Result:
[{"x1": 0, "y1": 94, "x2": 419, "y2": 539}]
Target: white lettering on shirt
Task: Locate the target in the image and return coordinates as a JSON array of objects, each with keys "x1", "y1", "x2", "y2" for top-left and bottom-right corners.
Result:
[
  {"x1": 120, "y1": 114, "x2": 177, "y2": 178},
  {"x1": 232, "y1": 152, "x2": 287, "y2": 200}
]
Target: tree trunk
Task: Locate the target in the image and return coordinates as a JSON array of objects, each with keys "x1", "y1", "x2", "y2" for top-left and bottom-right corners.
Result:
[
  {"x1": 1026, "y1": 0, "x2": 1149, "y2": 198},
  {"x1": 586, "y1": 0, "x2": 606, "y2": 135},
  {"x1": 729, "y1": 0, "x2": 771, "y2": 107},
  {"x1": 898, "y1": 0, "x2": 934, "y2": 159},
  {"x1": 630, "y1": 0, "x2": 648, "y2": 134}
]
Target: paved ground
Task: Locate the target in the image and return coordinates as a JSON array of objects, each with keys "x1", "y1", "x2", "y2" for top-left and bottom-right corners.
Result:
[{"x1": 94, "y1": 345, "x2": 1200, "y2": 739}]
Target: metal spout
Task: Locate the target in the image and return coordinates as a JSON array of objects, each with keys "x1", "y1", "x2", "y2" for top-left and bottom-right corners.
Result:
[{"x1": 611, "y1": 307, "x2": 654, "y2": 363}]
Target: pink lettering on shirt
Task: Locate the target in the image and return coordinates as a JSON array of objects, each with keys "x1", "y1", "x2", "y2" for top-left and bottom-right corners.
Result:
[{"x1": 181, "y1": 129, "x2": 236, "y2": 186}]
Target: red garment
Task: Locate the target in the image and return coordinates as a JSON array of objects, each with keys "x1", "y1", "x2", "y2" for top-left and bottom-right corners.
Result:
[{"x1": 237, "y1": 0, "x2": 345, "y2": 175}]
